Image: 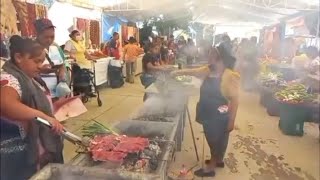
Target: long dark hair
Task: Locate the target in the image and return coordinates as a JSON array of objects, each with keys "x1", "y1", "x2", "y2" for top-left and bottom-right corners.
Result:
[{"x1": 9, "y1": 35, "x2": 44, "y2": 62}]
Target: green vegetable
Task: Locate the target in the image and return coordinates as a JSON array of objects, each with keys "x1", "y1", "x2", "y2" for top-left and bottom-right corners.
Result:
[{"x1": 81, "y1": 120, "x2": 119, "y2": 137}]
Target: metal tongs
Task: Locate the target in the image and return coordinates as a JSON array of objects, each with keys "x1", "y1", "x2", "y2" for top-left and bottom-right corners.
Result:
[{"x1": 35, "y1": 117, "x2": 90, "y2": 147}]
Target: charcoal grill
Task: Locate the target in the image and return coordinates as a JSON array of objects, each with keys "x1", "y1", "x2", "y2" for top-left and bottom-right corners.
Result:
[
  {"x1": 70, "y1": 121, "x2": 177, "y2": 180},
  {"x1": 30, "y1": 163, "x2": 159, "y2": 180}
]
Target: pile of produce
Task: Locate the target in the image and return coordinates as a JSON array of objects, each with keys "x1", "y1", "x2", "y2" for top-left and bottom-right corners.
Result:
[
  {"x1": 257, "y1": 72, "x2": 286, "y2": 90},
  {"x1": 275, "y1": 84, "x2": 315, "y2": 104},
  {"x1": 175, "y1": 75, "x2": 192, "y2": 83},
  {"x1": 90, "y1": 50, "x2": 107, "y2": 58},
  {"x1": 89, "y1": 134, "x2": 163, "y2": 172}
]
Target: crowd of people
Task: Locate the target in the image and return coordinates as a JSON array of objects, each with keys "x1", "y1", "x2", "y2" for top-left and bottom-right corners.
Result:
[{"x1": 0, "y1": 16, "x2": 319, "y2": 179}]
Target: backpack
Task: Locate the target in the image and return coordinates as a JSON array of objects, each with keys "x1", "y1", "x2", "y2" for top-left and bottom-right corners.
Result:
[{"x1": 108, "y1": 64, "x2": 124, "y2": 88}]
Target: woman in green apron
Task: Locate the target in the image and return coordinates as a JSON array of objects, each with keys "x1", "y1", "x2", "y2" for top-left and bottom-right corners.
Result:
[{"x1": 171, "y1": 44, "x2": 240, "y2": 177}]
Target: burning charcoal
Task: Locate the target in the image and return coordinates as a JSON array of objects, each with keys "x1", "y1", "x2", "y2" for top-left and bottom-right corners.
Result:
[
  {"x1": 134, "y1": 159, "x2": 147, "y2": 170},
  {"x1": 149, "y1": 142, "x2": 161, "y2": 156},
  {"x1": 142, "y1": 149, "x2": 156, "y2": 158},
  {"x1": 149, "y1": 155, "x2": 159, "y2": 171}
]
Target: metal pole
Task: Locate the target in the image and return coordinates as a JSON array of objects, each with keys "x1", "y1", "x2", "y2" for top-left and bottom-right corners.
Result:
[{"x1": 187, "y1": 106, "x2": 200, "y2": 161}]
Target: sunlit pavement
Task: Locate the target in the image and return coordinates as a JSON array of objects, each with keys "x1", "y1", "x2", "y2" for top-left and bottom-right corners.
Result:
[{"x1": 63, "y1": 77, "x2": 319, "y2": 180}]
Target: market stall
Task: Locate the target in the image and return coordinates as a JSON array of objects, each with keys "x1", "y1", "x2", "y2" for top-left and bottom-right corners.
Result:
[{"x1": 257, "y1": 57, "x2": 319, "y2": 136}]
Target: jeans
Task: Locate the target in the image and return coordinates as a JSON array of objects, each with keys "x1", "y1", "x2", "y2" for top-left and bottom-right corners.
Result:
[{"x1": 125, "y1": 61, "x2": 136, "y2": 78}]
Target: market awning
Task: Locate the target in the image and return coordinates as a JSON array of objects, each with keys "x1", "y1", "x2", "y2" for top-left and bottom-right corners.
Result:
[{"x1": 54, "y1": 0, "x2": 319, "y2": 27}]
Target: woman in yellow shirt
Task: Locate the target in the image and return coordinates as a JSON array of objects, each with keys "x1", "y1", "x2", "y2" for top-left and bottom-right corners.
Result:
[
  {"x1": 171, "y1": 44, "x2": 240, "y2": 177},
  {"x1": 64, "y1": 30, "x2": 95, "y2": 69}
]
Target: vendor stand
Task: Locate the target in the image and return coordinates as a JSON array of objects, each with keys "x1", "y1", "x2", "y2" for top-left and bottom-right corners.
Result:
[
  {"x1": 256, "y1": 71, "x2": 287, "y2": 116},
  {"x1": 274, "y1": 83, "x2": 318, "y2": 136}
]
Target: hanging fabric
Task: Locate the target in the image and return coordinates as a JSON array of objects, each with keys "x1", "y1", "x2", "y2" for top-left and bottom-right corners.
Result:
[
  {"x1": 121, "y1": 25, "x2": 128, "y2": 42},
  {"x1": 27, "y1": 3, "x2": 36, "y2": 36},
  {"x1": 35, "y1": 4, "x2": 47, "y2": 19},
  {"x1": 89, "y1": 20, "x2": 100, "y2": 47},
  {"x1": 76, "y1": 18, "x2": 86, "y2": 32},
  {"x1": 13, "y1": 0, "x2": 30, "y2": 37},
  {"x1": 13, "y1": 1, "x2": 47, "y2": 37},
  {"x1": 0, "y1": 0, "x2": 19, "y2": 36}
]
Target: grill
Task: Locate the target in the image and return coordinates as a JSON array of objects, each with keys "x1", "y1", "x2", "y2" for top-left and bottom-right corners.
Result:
[
  {"x1": 30, "y1": 164, "x2": 159, "y2": 180},
  {"x1": 69, "y1": 121, "x2": 178, "y2": 180}
]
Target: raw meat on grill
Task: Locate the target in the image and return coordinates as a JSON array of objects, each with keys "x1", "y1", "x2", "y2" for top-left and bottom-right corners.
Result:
[
  {"x1": 114, "y1": 137, "x2": 149, "y2": 153},
  {"x1": 88, "y1": 135, "x2": 149, "y2": 163},
  {"x1": 91, "y1": 150, "x2": 127, "y2": 162}
]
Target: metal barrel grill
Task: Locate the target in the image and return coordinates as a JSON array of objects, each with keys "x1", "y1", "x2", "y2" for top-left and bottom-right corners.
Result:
[
  {"x1": 30, "y1": 163, "x2": 159, "y2": 180},
  {"x1": 69, "y1": 121, "x2": 178, "y2": 180},
  {"x1": 133, "y1": 95, "x2": 188, "y2": 152}
]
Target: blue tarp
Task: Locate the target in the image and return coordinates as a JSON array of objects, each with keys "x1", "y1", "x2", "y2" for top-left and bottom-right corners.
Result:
[{"x1": 102, "y1": 14, "x2": 127, "y2": 42}]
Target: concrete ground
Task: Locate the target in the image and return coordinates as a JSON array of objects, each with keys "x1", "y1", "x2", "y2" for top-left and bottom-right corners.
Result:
[{"x1": 63, "y1": 78, "x2": 319, "y2": 180}]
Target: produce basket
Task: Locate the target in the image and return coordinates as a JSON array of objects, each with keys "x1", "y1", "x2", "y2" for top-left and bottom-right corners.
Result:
[
  {"x1": 278, "y1": 101, "x2": 309, "y2": 136},
  {"x1": 266, "y1": 95, "x2": 280, "y2": 117},
  {"x1": 275, "y1": 84, "x2": 315, "y2": 136},
  {"x1": 70, "y1": 121, "x2": 177, "y2": 180},
  {"x1": 30, "y1": 163, "x2": 159, "y2": 180},
  {"x1": 256, "y1": 71, "x2": 285, "y2": 110},
  {"x1": 268, "y1": 64, "x2": 296, "y2": 81}
]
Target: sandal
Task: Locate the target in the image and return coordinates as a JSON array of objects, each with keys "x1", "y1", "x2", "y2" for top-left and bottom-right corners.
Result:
[
  {"x1": 205, "y1": 160, "x2": 225, "y2": 168},
  {"x1": 194, "y1": 168, "x2": 216, "y2": 177}
]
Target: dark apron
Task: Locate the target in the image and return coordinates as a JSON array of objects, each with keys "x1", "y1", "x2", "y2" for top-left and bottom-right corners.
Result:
[
  {"x1": 1, "y1": 119, "x2": 37, "y2": 180},
  {"x1": 198, "y1": 74, "x2": 230, "y2": 159}
]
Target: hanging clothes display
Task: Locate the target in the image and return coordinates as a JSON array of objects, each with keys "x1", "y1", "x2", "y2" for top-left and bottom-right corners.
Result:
[
  {"x1": 76, "y1": 18, "x2": 86, "y2": 32},
  {"x1": 27, "y1": 3, "x2": 36, "y2": 35},
  {"x1": 121, "y1": 25, "x2": 128, "y2": 42},
  {"x1": 0, "y1": 0, "x2": 18, "y2": 36},
  {"x1": 127, "y1": 26, "x2": 134, "y2": 39},
  {"x1": 12, "y1": 1, "x2": 47, "y2": 37},
  {"x1": 13, "y1": 0, "x2": 30, "y2": 36},
  {"x1": 35, "y1": 4, "x2": 47, "y2": 19},
  {"x1": 85, "y1": 20, "x2": 90, "y2": 48},
  {"x1": 89, "y1": 20, "x2": 100, "y2": 47}
]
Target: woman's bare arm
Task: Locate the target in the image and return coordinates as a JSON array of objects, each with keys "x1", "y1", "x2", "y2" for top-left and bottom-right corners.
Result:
[
  {"x1": 228, "y1": 97, "x2": 239, "y2": 132},
  {"x1": 146, "y1": 62, "x2": 164, "y2": 71},
  {"x1": 171, "y1": 66, "x2": 210, "y2": 78},
  {"x1": 226, "y1": 72, "x2": 240, "y2": 132},
  {"x1": 0, "y1": 86, "x2": 64, "y2": 133},
  {"x1": 0, "y1": 87, "x2": 54, "y2": 122}
]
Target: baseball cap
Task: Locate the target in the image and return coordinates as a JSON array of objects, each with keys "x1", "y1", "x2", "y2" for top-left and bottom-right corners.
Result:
[{"x1": 34, "y1": 18, "x2": 55, "y2": 33}]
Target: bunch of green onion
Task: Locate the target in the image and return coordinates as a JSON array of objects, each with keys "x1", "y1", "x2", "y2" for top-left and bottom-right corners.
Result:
[{"x1": 81, "y1": 121, "x2": 119, "y2": 137}]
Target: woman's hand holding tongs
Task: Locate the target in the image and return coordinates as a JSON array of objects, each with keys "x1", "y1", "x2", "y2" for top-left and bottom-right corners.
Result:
[{"x1": 46, "y1": 116, "x2": 65, "y2": 134}]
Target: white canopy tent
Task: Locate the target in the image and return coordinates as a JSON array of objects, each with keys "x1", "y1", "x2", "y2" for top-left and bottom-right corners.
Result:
[
  {"x1": 55, "y1": 0, "x2": 319, "y2": 23},
  {"x1": 50, "y1": 0, "x2": 319, "y2": 38}
]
